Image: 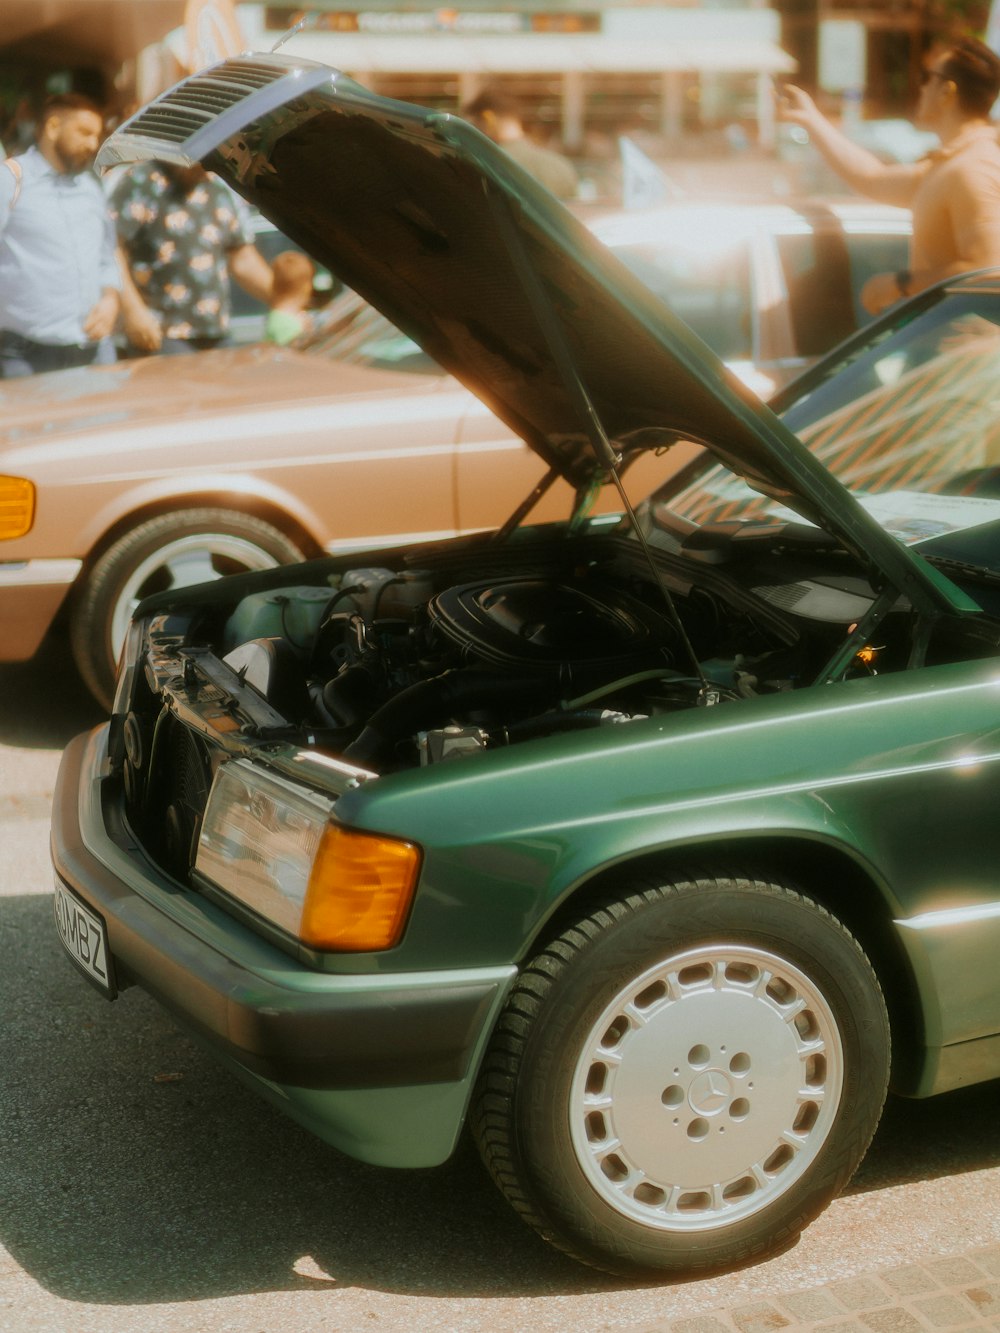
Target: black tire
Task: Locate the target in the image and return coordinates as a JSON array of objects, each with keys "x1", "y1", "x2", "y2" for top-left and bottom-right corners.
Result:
[
  {"x1": 472, "y1": 873, "x2": 890, "y2": 1277},
  {"x1": 70, "y1": 508, "x2": 306, "y2": 710}
]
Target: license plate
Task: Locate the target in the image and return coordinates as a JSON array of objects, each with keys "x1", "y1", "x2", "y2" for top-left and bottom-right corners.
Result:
[{"x1": 53, "y1": 881, "x2": 115, "y2": 998}]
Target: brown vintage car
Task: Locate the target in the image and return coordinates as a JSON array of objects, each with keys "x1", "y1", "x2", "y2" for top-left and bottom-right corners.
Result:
[
  {"x1": 1, "y1": 200, "x2": 907, "y2": 710},
  {"x1": 0, "y1": 294, "x2": 673, "y2": 708}
]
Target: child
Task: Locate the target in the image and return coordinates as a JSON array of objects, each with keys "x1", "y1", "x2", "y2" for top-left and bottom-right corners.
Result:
[{"x1": 265, "y1": 249, "x2": 316, "y2": 345}]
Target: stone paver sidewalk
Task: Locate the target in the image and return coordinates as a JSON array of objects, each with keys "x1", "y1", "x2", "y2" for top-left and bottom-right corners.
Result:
[{"x1": 652, "y1": 1245, "x2": 1000, "y2": 1331}]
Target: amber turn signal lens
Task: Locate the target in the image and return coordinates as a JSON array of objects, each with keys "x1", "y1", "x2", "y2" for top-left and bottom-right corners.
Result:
[
  {"x1": 300, "y1": 825, "x2": 421, "y2": 952},
  {"x1": 0, "y1": 476, "x2": 35, "y2": 540}
]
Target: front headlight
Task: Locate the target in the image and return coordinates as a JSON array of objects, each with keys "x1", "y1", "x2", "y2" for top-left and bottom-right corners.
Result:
[{"x1": 195, "y1": 759, "x2": 420, "y2": 952}]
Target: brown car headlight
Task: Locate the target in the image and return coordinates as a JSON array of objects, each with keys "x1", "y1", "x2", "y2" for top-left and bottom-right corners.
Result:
[
  {"x1": 0, "y1": 476, "x2": 35, "y2": 539},
  {"x1": 195, "y1": 760, "x2": 420, "y2": 952}
]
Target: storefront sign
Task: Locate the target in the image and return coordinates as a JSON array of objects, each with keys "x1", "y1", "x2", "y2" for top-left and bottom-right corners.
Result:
[{"x1": 264, "y1": 8, "x2": 599, "y2": 35}]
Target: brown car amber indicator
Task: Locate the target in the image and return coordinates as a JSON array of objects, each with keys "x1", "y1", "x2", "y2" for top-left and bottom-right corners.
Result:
[{"x1": 0, "y1": 476, "x2": 34, "y2": 540}]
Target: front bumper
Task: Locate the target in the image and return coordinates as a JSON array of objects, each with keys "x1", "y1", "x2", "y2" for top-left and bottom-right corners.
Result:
[
  {"x1": 51, "y1": 726, "x2": 516, "y2": 1164},
  {"x1": 0, "y1": 558, "x2": 80, "y2": 658}
]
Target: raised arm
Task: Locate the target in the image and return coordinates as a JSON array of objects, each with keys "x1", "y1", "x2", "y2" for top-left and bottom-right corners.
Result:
[{"x1": 776, "y1": 85, "x2": 926, "y2": 207}]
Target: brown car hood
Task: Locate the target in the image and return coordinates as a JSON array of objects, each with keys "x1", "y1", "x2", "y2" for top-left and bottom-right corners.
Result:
[
  {"x1": 0, "y1": 344, "x2": 426, "y2": 451},
  {"x1": 96, "y1": 52, "x2": 969, "y2": 616}
]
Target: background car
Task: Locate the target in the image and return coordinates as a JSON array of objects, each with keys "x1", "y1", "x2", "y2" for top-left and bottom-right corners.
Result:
[
  {"x1": 244, "y1": 200, "x2": 912, "y2": 394},
  {"x1": 0, "y1": 201, "x2": 909, "y2": 711},
  {"x1": 0, "y1": 293, "x2": 605, "y2": 710},
  {"x1": 589, "y1": 197, "x2": 911, "y2": 395}
]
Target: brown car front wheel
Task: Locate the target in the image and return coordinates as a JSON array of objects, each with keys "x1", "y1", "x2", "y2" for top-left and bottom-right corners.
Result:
[{"x1": 70, "y1": 507, "x2": 306, "y2": 710}]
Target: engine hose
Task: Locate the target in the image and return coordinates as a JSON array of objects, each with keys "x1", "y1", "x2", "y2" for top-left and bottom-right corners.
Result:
[
  {"x1": 504, "y1": 709, "x2": 627, "y2": 742},
  {"x1": 342, "y1": 669, "x2": 540, "y2": 769}
]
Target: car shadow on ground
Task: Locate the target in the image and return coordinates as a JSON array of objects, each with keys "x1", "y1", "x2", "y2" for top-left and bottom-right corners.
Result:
[
  {"x1": 2, "y1": 894, "x2": 603, "y2": 1307},
  {"x1": 4, "y1": 891, "x2": 1000, "y2": 1307},
  {"x1": 0, "y1": 630, "x2": 105, "y2": 750},
  {"x1": 848, "y1": 1076, "x2": 1000, "y2": 1196}
]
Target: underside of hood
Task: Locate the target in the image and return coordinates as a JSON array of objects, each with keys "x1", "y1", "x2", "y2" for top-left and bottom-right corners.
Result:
[{"x1": 97, "y1": 52, "x2": 970, "y2": 616}]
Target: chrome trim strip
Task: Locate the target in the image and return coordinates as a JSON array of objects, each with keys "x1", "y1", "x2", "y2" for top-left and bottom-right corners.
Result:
[{"x1": 0, "y1": 558, "x2": 81, "y2": 586}]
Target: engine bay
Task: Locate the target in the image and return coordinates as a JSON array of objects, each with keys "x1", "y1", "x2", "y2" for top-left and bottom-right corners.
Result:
[
  {"x1": 111, "y1": 521, "x2": 1000, "y2": 884},
  {"x1": 223, "y1": 549, "x2": 820, "y2": 768},
  {"x1": 133, "y1": 530, "x2": 906, "y2": 775}
]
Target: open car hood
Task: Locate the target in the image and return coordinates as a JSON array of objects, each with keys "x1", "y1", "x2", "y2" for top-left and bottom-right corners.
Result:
[{"x1": 97, "y1": 52, "x2": 969, "y2": 616}]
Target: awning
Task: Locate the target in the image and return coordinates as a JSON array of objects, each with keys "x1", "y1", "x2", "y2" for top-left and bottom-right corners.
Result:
[{"x1": 271, "y1": 31, "x2": 797, "y2": 76}]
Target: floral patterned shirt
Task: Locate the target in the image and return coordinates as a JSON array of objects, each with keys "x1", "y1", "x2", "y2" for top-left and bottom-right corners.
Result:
[{"x1": 111, "y1": 164, "x2": 254, "y2": 340}]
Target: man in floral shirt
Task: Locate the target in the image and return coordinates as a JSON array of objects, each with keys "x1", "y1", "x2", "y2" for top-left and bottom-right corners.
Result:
[{"x1": 111, "y1": 161, "x2": 272, "y2": 355}]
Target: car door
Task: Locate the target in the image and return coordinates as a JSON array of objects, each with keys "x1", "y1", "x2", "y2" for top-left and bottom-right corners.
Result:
[{"x1": 770, "y1": 210, "x2": 911, "y2": 383}]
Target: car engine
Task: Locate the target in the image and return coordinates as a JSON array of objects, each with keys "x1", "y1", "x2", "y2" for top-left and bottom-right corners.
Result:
[{"x1": 208, "y1": 532, "x2": 816, "y2": 772}]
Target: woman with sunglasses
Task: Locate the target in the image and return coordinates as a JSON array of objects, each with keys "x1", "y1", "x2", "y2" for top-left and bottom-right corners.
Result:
[{"x1": 776, "y1": 35, "x2": 1000, "y2": 314}]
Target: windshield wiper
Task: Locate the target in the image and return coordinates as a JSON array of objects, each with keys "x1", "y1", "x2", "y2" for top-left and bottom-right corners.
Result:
[{"x1": 925, "y1": 554, "x2": 1000, "y2": 586}]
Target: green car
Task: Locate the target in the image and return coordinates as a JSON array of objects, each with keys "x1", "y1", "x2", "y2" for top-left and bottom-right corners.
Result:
[{"x1": 53, "y1": 53, "x2": 1000, "y2": 1278}]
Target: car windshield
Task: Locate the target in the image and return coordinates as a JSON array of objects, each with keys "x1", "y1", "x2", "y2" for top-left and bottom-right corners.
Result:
[
  {"x1": 612, "y1": 240, "x2": 754, "y2": 362},
  {"x1": 662, "y1": 289, "x2": 1000, "y2": 546},
  {"x1": 299, "y1": 291, "x2": 438, "y2": 374}
]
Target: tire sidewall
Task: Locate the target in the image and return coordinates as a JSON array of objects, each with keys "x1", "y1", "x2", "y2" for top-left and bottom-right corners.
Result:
[{"x1": 71, "y1": 508, "x2": 304, "y2": 710}]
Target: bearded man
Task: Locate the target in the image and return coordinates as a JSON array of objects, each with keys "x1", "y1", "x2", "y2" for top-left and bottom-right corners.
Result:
[{"x1": 0, "y1": 93, "x2": 120, "y2": 377}]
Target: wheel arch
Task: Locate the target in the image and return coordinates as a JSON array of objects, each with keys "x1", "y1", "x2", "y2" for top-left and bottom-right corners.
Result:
[
  {"x1": 61, "y1": 492, "x2": 328, "y2": 709},
  {"x1": 72, "y1": 487, "x2": 325, "y2": 581},
  {"x1": 523, "y1": 833, "x2": 926, "y2": 1097}
]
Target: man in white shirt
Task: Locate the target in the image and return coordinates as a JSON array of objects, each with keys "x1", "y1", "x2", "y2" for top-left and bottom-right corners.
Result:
[{"x1": 0, "y1": 93, "x2": 120, "y2": 377}]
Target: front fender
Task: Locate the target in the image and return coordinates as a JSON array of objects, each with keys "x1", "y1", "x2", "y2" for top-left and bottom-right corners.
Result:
[
  {"x1": 340, "y1": 658, "x2": 1000, "y2": 1075},
  {"x1": 76, "y1": 472, "x2": 321, "y2": 560}
]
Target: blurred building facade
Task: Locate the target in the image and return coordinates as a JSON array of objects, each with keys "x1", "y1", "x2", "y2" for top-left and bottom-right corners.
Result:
[
  {"x1": 235, "y1": 2, "x2": 793, "y2": 152},
  {"x1": 0, "y1": 0, "x2": 986, "y2": 159},
  {"x1": 1, "y1": 0, "x2": 794, "y2": 155},
  {"x1": 775, "y1": 0, "x2": 990, "y2": 117}
]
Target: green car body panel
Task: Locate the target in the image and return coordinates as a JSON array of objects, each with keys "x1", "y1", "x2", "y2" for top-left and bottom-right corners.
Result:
[
  {"x1": 53, "y1": 646, "x2": 1000, "y2": 1166},
  {"x1": 337, "y1": 654, "x2": 1000, "y2": 1058}
]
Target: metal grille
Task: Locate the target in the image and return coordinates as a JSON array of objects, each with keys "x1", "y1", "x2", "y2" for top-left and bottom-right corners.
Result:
[
  {"x1": 157, "y1": 716, "x2": 214, "y2": 878},
  {"x1": 751, "y1": 583, "x2": 810, "y2": 611},
  {"x1": 124, "y1": 58, "x2": 304, "y2": 146}
]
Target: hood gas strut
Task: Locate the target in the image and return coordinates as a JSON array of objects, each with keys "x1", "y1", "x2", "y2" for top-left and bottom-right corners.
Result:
[{"x1": 487, "y1": 185, "x2": 717, "y2": 702}]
